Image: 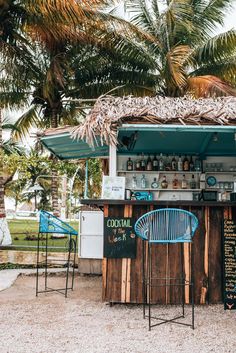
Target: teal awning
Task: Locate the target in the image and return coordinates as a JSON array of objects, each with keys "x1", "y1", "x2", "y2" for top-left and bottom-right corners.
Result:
[
  {"x1": 117, "y1": 125, "x2": 236, "y2": 156},
  {"x1": 41, "y1": 132, "x2": 108, "y2": 160},
  {"x1": 41, "y1": 124, "x2": 236, "y2": 159}
]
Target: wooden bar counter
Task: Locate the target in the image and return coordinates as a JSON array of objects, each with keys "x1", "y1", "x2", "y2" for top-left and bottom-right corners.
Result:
[{"x1": 81, "y1": 199, "x2": 236, "y2": 305}]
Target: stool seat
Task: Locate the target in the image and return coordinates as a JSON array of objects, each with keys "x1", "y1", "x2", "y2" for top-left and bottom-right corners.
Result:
[{"x1": 135, "y1": 208, "x2": 198, "y2": 330}]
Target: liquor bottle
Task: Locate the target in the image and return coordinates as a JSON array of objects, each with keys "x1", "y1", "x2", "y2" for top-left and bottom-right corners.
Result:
[
  {"x1": 172, "y1": 174, "x2": 179, "y2": 189},
  {"x1": 127, "y1": 157, "x2": 133, "y2": 171},
  {"x1": 161, "y1": 175, "x2": 168, "y2": 189},
  {"x1": 165, "y1": 154, "x2": 171, "y2": 171},
  {"x1": 152, "y1": 154, "x2": 159, "y2": 171},
  {"x1": 141, "y1": 174, "x2": 146, "y2": 188},
  {"x1": 171, "y1": 155, "x2": 177, "y2": 171},
  {"x1": 194, "y1": 155, "x2": 201, "y2": 171},
  {"x1": 140, "y1": 153, "x2": 146, "y2": 171},
  {"x1": 178, "y1": 155, "x2": 183, "y2": 171},
  {"x1": 132, "y1": 174, "x2": 137, "y2": 189},
  {"x1": 190, "y1": 174, "x2": 197, "y2": 189},
  {"x1": 189, "y1": 155, "x2": 194, "y2": 171},
  {"x1": 135, "y1": 154, "x2": 141, "y2": 171},
  {"x1": 151, "y1": 177, "x2": 159, "y2": 189},
  {"x1": 183, "y1": 155, "x2": 189, "y2": 171},
  {"x1": 181, "y1": 174, "x2": 188, "y2": 189},
  {"x1": 159, "y1": 153, "x2": 164, "y2": 171},
  {"x1": 146, "y1": 154, "x2": 152, "y2": 171}
]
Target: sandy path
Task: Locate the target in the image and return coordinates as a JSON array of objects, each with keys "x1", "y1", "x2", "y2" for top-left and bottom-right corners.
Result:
[{"x1": 0, "y1": 274, "x2": 235, "y2": 353}]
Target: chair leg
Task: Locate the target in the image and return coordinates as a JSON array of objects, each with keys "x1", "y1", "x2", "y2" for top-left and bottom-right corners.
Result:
[
  {"x1": 181, "y1": 243, "x2": 185, "y2": 318},
  {"x1": 148, "y1": 242, "x2": 151, "y2": 331},
  {"x1": 191, "y1": 242, "x2": 195, "y2": 329},
  {"x1": 142, "y1": 240, "x2": 146, "y2": 319}
]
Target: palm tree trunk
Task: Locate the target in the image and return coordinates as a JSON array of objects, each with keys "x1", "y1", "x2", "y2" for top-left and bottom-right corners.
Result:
[
  {"x1": 51, "y1": 108, "x2": 60, "y2": 217},
  {"x1": 0, "y1": 109, "x2": 12, "y2": 245}
]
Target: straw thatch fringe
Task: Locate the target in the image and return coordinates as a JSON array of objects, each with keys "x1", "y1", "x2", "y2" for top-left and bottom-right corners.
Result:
[{"x1": 71, "y1": 96, "x2": 236, "y2": 146}]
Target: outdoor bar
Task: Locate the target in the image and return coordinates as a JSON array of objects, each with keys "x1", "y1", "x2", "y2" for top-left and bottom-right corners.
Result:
[{"x1": 40, "y1": 96, "x2": 236, "y2": 307}]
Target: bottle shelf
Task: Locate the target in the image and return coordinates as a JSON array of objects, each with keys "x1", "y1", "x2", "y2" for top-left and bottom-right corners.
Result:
[
  {"x1": 204, "y1": 171, "x2": 236, "y2": 174},
  {"x1": 118, "y1": 170, "x2": 201, "y2": 174},
  {"x1": 131, "y1": 188, "x2": 201, "y2": 192}
]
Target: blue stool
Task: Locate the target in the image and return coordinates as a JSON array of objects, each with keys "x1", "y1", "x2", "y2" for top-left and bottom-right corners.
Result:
[
  {"x1": 36, "y1": 210, "x2": 78, "y2": 298},
  {"x1": 135, "y1": 208, "x2": 198, "y2": 330}
]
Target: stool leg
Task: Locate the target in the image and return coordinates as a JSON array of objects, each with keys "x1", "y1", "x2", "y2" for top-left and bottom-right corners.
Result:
[
  {"x1": 148, "y1": 242, "x2": 151, "y2": 331},
  {"x1": 71, "y1": 236, "x2": 77, "y2": 291},
  {"x1": 181, "y1": 243, "x2": 185, "y2": 317},
  {"x1": 45, "y1": 233, "x2": 48, "y2": 290},
  {"x1": 142, "y1": 240, "x2": 146, "y2": 319},
  {"x1": 65, "y1": 237, "x2": 72, "y2": 298},
  {"x1": 36, "y1": 232, "x2": 40, "y2": 296},
  {"x1": 191, "y1": 242, "x2": 195, "y2": 329}
]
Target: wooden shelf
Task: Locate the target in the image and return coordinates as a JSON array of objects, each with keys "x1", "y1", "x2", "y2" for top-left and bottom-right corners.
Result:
[
  {"x1": 117, "y1": 170, "x2": 201, "y2": 174},
  {"x1": 204, "y1": 171, "x2": 236, "y2": 174},
  {"x1": 131, "y1": 188, "x2": 201, "y2": 192}
]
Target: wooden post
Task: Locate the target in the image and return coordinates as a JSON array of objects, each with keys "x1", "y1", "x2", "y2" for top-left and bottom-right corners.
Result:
[
  {"x1": 109, "y1": 144, "x2": 117, "y2": 177},
  {"x1": 102, "y1": 205, "x2": 109, "y2": 301}
]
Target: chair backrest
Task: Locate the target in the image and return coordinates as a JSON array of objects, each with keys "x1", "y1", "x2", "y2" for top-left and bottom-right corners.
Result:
[
  {"x1": 39, "y1": 210, "x2": 78, "y2": 235},
  {"x1": 135, "y1": 208, "x2": 198, "y2": 243}
]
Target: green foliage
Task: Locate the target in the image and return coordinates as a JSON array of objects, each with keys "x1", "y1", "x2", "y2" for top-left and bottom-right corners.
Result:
[{"x1": 122, "y1": 0, "x2": 236, "y2": 97}]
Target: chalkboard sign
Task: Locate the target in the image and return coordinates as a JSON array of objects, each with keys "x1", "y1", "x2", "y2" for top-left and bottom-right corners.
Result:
[
  {"x1": 223, "y1": 219, "x2": 236, "y2": 310},
  {"x1": 104, "y1": 217, "x2": 136, "y2": 258}
]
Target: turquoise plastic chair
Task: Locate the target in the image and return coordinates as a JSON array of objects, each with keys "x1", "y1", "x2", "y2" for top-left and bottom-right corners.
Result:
[{"x1": 135, "y1": 208, "x2": 198, "y2": 330}]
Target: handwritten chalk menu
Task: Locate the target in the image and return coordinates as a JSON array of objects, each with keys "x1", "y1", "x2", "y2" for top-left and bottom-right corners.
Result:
[
  {"x1": 104, "y1": 217, "x2": 136, "y2": 258},
  {"x1": 223, "y1": 220, "x2": 236, "y2": 310}
]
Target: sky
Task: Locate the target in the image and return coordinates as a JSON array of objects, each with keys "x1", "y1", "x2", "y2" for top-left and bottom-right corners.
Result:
[{"x1": 219, "y1": 4, "x2": 236, "y2": 31}]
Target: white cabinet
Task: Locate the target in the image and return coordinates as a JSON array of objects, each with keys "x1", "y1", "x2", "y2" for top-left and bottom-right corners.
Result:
[{"x1": 79, "y1": 211, "x2": 104, "y2": 259}]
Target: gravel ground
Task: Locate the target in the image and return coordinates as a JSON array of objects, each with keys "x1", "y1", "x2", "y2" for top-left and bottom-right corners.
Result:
[{"x1": 0, "y1": 273, "x2": 235, "y2": 353}]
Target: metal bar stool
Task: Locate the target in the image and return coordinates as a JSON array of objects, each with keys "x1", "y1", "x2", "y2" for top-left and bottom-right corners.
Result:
[
  {"x1": 36, "y1": 210, "x2": 78, "y2": 298},
  {"x1": 135, "y1": 208, "x2": 198, "y2": 330}
]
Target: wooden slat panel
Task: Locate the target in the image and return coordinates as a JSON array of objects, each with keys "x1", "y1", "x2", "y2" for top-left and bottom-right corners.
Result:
[
  {"x1": 103, "y1": 203, "x2": 225, "y2": 304},
  {"x1": 102, "y1": 205, "x2": 109, "y2": 301},
  {"x1": 169, "y1": 243, "x2": 183, "y2": 304},
  {"x1": 104, "y1": 205, "x2": 124, "y2": 303},
  {"x1": 200, "y1": 206, "x2": 209, "y2": 304},
  {"x1": 208, "y1": 207, "x2": 224, "y2": 303},
  {"x1": 191, "y1": 207, "x2": 206, "y2": 304},
  {"x1": 130, "y1": 205, "x2": 148, "y2": 303}
]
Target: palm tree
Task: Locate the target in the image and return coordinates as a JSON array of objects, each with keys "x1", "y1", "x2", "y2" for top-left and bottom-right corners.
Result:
[
  {"x1": 1, "y1": 0, "x2": 142, "y2": 217},
  {"x1": 0, "y1": 110, "x2": 12, "y2": 244},
  {"x1": 121, "y1": 0, "x2": 236, "y2": 97}
]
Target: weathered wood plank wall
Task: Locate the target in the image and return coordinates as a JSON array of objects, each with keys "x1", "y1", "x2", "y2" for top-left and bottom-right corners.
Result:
[{"x1": 102, "y1": 204, "x2": 234, "y2": 304}]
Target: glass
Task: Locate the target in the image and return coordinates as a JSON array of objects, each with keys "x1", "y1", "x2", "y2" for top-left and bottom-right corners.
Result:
[{"x1": 219, "y1": 182, "x2": 224, "y2": 189}]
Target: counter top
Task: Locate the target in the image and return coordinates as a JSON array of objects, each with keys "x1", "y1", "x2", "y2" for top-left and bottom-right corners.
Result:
[{"x1": 80, "y1": 199, "x2": 236, "y2": 207}]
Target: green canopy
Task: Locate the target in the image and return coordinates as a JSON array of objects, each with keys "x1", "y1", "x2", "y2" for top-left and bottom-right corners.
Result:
[
  {"x1": 41, "y1": 132, "x2": 108, "y2": 160},
  {"x1": 41, "y1": 125, "x2": 236, "y2": 159}
]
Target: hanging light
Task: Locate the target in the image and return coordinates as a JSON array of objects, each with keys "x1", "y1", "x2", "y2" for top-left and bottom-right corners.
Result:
[{"x1": 213, "y1": 132, "x2": 218, "y2": 142}]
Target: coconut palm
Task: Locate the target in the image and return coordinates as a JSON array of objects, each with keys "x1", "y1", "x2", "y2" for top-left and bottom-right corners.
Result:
[
  {"x1": 0, "y1": 0, "x2": 93, "y2": 222},
  {"x1": 1, "y1": 0, "x2": 147, "y2": 217},
  {"x1": 121, "y1": 0, "x2": 236, "y2": 97}
]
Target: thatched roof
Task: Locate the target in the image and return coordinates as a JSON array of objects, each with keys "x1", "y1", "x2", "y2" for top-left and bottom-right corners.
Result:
[{"x1": 71, "y1": 96, "x2": 236, "y2": 146}]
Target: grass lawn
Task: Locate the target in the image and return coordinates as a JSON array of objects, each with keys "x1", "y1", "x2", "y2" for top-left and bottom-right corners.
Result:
[{"x1": 7, "y1": 219, "x2": 79, "y2": 252}]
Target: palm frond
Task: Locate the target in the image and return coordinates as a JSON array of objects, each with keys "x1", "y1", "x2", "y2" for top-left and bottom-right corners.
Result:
[
  {"x1": 165, "y1": 45, "x2": 191, "y2": 90},
  {"x1": 124, "y1": 0, "x2": 160, "y2": 36},
  {"x1": 190, "y1": 59, "x2": 236, "y2": 85},
  {"x1": 2, "y1": 140, "x2": 26, "y2": 155},
  {"x1": 192, "y1": 29, "x2": 236, "y2": 66},
  {"x1": 12, "y1": 106, "x2": 43, "y2": 140},
  {"x1": 187, "y1": 75, "x2": 236, "y2": 98}
]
